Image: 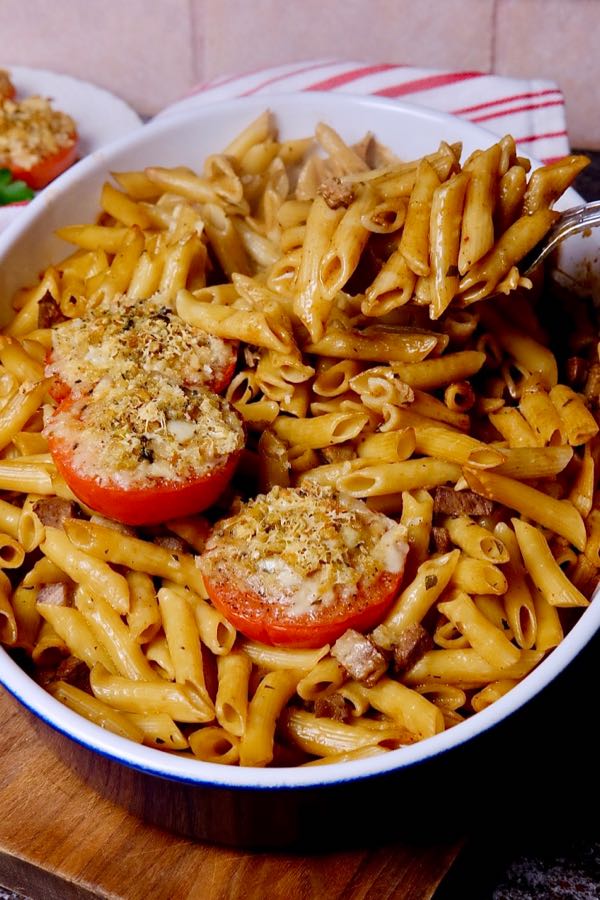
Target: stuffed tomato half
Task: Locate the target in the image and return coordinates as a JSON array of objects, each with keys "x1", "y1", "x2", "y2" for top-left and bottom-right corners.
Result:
[
  {"x1": 46, "y1": 293, "x2": 238, "y2": 403},
  {"x1": 45, "y1": 371, "x2": 244, "y2": 525},
  {"x1": 199, "y1": 484, "x2": 409, "y2": 648}
]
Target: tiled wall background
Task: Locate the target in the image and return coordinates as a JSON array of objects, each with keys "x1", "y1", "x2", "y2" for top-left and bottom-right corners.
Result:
[{"x1": 0, "y1": 0, "x2": 598, "y2": 147}]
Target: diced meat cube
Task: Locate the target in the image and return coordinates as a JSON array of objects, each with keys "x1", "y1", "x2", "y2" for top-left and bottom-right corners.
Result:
[
  {"x1": 38, "y1": 292, "x2": 66, "y2": 328},
  {"x1": 36, "y1": 582, "x2": 73, "y2": 607},
  {"x1": 33, "y1": 498, "x2": 78, "y2": 529},
  {"x1": 314, "y1": 692, "x2": 352, "y2": 723},
  {"x1": 331, "y1": 628, "x2": 388, "y2": 685},
  {"x1": 432, "y1": 526, "x2": 452, "y2": 554},
  {"x1": 371, "y1": 622, "x2": 433, "y2": 674},
  {"x1": 433, "y1": 486, "x2": 494, "y2": 518},
  {"x1": 317, "y1": 177, "x2": 355, "y2": 210}
]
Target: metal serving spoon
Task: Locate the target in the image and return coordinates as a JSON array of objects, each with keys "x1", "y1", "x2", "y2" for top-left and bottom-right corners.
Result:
[{"x1": 520, "y1": 199, "x2": 600, "y2": 275}]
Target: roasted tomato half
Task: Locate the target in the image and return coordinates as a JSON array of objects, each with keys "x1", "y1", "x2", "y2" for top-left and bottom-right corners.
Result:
[
  {"x1": 46, "y1": 293, "x2": 238, "y2": 403},
  {"x1": 45, "y1": 373, "x2": 245, "y2": 526},
  {"x1": 199, "y1": 484, "x2": 409, "y2": 648}
]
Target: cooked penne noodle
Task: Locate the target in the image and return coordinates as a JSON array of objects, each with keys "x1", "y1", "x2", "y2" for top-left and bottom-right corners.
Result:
[
  {"x1": 273, "y1": 411, "x2": 368, "y2": 449},
  {"x1": 471, "y1": 679, "x2": 518, "y2": 713},
  {"x1": 463, "y1": 469, "x2": 587, "y2": 552},
  {"x1": 125, "y1": 571, "x2": 161, "y2": 645},
  {"x1": 177, "y1": 288, "x2": 293, "y2": 353},
  {"x1": 569, "y1": 444, "x2": 595, "y2": 518},
  {"x1": 458, "y1": 209, "x2": 559, "y2": 305},
  {"x1": 513, "y1": 519, "x2": 589, "y2": 608},
  {"x1": 444, "y1": 516, "x2": 509, "y2": 563},
  {"x1": 240, "y1": 640, "x2": 329, "y2": 672},
  {"x1": 294, "y1": 195, "x2": 344, "y2": 342},
  {"x1": 519, "y1": 383, "x2": 564, "y2": 446},
  {"x1": 489, "y1": 407, "x2": 541, "y2": 448},
  {"x1": 357, "y1": 429, "x2": 416, "y2": 463},
  {"x1": 189, "y1": 726, "x2": 240, "y2": 765},
  {"x1": 549, "y1": 384, "x2": 599, "y2": 446},
  {"x1": 493, "y1": 522, "x2": 537, "y2": 650},
  {"x1": 63, "y1": 519, "x2": 206, "y2": 598},
  {"x1": 296, "y1": 658, "x2": 347, "y2": 701},
  {"x1": 494, "y1": 446, "x2": 573, "y2": 478},
  {"x1": 458, "y1": 143, "x2": 501, "y2": 274},
  {"x1": 239, "y1": 669, "x2": 300, "y2": 767},
  {"x1": 42, "y1": 526, "x2": 130, "y2": 614},
  {"x1": 530, "y1": 583, "x2": 564, "y2": 652},
  {"x1": 90, "y1": 664, "x2": 214, "y2": 722},
  {"x1": 216, "y1": 650, "x2": 252, "y2": 737},
  {"x1": 0, "y1": 571, "x2": 17, "y2": 645},
  {"x1": 157, "y1": 586, "x2": 209, "y2": 703},
  {"x1": 382, "y1": 550, "x2": 460, "y2": 630},
  {"x1": 304, "y1": 326, "x2": 441, "y2": 364},
  {"x1": 126, "y1": 712, "x2": 189, "y2": 751},
  {"x1": 429, "y1": 171, "x2": 469, "y2": 319},
  {"x1": 37, "y1": 602, "x2": 115, "y2": 672},
  {"x1": 75, "y1": 589, "x2": 158, "y2": 681},
  {"x1": 145, "y1": 634, "x2": 176, "y2": 681},
  {"x1": 281, "y1": 708, "x2": 409, "y2": 758},
  {"x1": 353, "y1": 678, "x2": 444, "y2": 739},
  {"x1": 337, "y1": 459, "x2": 462, "y2": 497},
  {"x1": 166, "y1": 583, "x2": 236, "y2": 656},
  {"x1": 49, "y1": 681, "x2": 145, "y2": 743},
  {"x1": 438, "y1": 591, "x2": 520, "y2": 668},
  {"x1": 449, "y1": 555, "x2": 508, "y2": 595},
  {"x1": 404, "y1": 648, "x2": 543, "y2": 686}
]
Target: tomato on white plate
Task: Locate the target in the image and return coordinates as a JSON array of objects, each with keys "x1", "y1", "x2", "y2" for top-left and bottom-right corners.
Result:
[{"x1": 199, "y1": 484, "x2": 409, "y2": 648}]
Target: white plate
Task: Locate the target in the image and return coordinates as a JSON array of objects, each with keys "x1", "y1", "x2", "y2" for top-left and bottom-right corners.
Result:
[
  {"x1": 0, "y1": 92, "x2": 598, "y2": 793},
  {"x1": 0, "y1": 65, "x2": 142, "y2": 230}
]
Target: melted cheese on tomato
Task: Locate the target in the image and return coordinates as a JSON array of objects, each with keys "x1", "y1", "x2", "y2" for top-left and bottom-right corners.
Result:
[
  {"x1": 47, "y1": 293, "x2": 233, "y2": 395},
  {"x1": 44, "y1": 372, "x2": 244, "y2": 489},
  {"x1": 201, "y1": 484, "x2": 408, "y2": 618}
]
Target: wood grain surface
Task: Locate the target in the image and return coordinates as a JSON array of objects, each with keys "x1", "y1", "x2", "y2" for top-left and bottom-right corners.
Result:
[{"x1": 0, "y1": 689, "x2": 463, "y2": 900}]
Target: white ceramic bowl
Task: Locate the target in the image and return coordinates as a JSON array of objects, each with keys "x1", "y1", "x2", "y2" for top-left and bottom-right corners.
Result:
[{"x1": 0, "y1": 92, "x2": 597, "y2": 824}]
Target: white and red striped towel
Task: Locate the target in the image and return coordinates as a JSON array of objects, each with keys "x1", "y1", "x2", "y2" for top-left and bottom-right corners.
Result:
[
  {"x1": 160, "y1": 60, "x2": 570, "y2": 165},
  {"x1": 0, "y1": 61, "x2": 571, "y2": 234}
]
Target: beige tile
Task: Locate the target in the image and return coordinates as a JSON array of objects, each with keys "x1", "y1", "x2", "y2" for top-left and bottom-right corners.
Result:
[
  {"x1": 495, "y1": 0, "x2": 600, "y2": 148},
  {"x1": 198, "y1": 0, "x2": 495, "y2": 81},
  {"x1": 0, "y1": 0, "x2": 196, "y2": 116}
]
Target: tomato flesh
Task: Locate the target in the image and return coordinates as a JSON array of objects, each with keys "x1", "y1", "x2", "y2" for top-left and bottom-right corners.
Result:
[
  {"x1": 48, "y1": 428, "x2": 241, "y2": 526},
  {"x1": 9, "y1": 137, "x2": 78, "y2": 190},
  {"x1": 202, "y1": 569, "x2": 403, "y2": 648}
]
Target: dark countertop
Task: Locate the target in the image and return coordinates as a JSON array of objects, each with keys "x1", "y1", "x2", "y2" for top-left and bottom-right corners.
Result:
[{"x1": 1, "y1": 152, "x2": 599, "y2": 900}]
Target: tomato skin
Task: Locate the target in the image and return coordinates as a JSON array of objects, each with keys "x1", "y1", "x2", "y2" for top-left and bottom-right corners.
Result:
[
  {"x1": 201, "y1": 569, "x2": 403, "y2": 649},
  {"x1": 9, "y1": 136, "x2": 78, "y2": 190},
  {"x1": 47, "y1": 428, "x2": 242, "y2": 526}
]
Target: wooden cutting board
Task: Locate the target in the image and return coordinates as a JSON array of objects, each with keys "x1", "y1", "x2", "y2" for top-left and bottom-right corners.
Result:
[{"x1": 0, "y1": 689, "x2": 463, "y2": 900}]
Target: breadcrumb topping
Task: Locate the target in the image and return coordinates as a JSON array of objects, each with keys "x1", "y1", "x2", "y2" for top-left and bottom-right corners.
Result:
[
  {"x1": 201, "y1": 484, "x2": 408, "y2": 617},
  {"x1": 0, "y1": 95, "x2": 76, "y2": 171},
  {"x1": 48, "y1": 293, "x2": 234, "y2": 395},
  {"x1": 44, "y1": 372, "x2": 244, "y2": 488}
]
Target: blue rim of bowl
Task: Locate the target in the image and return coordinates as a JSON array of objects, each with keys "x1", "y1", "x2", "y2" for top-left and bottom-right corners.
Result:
[{"x1": 0, "y1": 91, "x2": 596, "y2": 790}]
